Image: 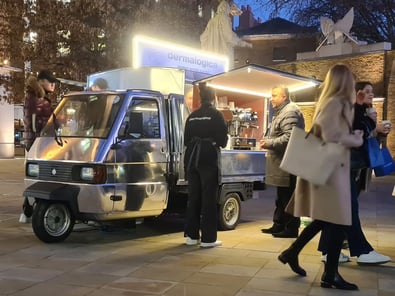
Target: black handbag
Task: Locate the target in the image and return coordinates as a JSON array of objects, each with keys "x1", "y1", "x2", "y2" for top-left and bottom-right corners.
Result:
[{"x1": 350, "y1": 147, "x2": 369, "y2": 170}]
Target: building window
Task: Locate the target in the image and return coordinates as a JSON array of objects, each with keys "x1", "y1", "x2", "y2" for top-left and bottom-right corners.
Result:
[{"x1": 272, "y1": 47, "x2": 287, "y2": 62}]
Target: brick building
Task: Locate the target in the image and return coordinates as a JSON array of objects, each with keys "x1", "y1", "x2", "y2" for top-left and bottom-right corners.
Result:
[
  {"x1": 234, "y1": 14, "x2": 395, "y2": 156},
  {"x1": 272, "y1": 51, "x2": 395, "y2": 156}
]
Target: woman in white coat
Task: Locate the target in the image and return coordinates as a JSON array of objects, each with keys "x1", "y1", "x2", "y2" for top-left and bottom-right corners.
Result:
[{"x1": 278, "y1": 64, "x2": 363, "y2": 290}]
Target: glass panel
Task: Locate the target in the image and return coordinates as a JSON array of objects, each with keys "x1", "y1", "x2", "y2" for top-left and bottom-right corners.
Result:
[
  {"x1": 41, "y1": 94, "x2": 124, "y2": 138},
  {"x1": 122, "y1": 99, "x2": 160, "y2": 139}
]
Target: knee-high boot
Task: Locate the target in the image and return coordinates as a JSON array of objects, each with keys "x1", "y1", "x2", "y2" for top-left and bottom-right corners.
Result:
[
  {"x1": 321, "y1": 224, "x2": 358, "y2": 290},
  {"x1": 278, "y1": 220, "x2": 322, "y2": 276}
]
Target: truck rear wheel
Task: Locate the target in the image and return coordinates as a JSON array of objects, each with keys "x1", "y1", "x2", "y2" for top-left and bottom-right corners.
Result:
[
  {"x1": 32, "y1": 200, "x2": 75, "y2": 243},
  {"x1": 218, "y1": 193, "x2": 241, "y2": 231}
]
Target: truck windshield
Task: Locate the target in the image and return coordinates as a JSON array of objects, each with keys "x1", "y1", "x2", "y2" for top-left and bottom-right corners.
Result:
[{"x1": 41, "y1": 94, "x2": 124, "y2": 138}]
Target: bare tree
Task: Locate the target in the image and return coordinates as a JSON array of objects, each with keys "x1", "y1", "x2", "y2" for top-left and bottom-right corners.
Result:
[{"x1": 254, "y1": 0, "x2": 395, "y2": 45}]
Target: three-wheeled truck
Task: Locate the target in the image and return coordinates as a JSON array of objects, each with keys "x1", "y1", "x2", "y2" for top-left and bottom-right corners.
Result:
[{"x1": 23, "y1": 67, "x2": 266, "y2": 243}]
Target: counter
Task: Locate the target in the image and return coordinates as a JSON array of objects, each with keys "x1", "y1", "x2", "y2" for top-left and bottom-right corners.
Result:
[{"x1": 221, "y1": 149, "x2": 266, "y2": 183}]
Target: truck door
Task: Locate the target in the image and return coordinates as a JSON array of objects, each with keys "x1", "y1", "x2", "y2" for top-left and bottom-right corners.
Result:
[
  {"x1": 116, "y1": 95, "x2": 169, "y2": 213},
  {"x1": 166, "y1": 94, "x2": 189, "y2": 187}
]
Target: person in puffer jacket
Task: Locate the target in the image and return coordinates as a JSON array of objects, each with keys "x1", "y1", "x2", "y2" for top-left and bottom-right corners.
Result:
[{"x1": 260, "y1": 86, "x2": 305, "y2": 238}]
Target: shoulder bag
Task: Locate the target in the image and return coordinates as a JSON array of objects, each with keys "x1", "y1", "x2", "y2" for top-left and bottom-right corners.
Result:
[
  {"x1": 280, "y1": 126, "x2": 346, "y2": 185},
  {"x1": 373, "y1": 147, "x2": 395, "y2": 176}
]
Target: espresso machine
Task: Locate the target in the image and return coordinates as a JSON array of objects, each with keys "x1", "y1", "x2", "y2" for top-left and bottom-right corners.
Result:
[{"x1": 225, "y1": 108, "x2": 259, "y2": 150}]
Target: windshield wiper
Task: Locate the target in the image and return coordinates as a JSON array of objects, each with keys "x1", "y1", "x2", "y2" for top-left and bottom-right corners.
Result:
[{"x1": 52, "y1": 112, "x2": 64, "y2": 147}]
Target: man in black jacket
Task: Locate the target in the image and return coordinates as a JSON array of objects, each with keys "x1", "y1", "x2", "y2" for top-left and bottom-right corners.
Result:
[
  {"x1": 183, "y1": 83, "x2": 228, "y2": 248},
  {"x1": 260, "y1": 86, "x2": 305, "y2": 238}
]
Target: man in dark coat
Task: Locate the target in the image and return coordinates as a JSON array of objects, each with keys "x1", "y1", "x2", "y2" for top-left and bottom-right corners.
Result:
[
  {"x1": 183, "y1": 83, "x2": 228, "y2": 248},
  {"x1": 260, "y1": 86, "x2": 305, "y2": 238}
]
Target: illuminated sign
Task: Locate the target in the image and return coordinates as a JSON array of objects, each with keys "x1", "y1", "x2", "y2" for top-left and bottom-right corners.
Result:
[{"x1": 132, "y1": 35, "x2": 229, "y2": 82}]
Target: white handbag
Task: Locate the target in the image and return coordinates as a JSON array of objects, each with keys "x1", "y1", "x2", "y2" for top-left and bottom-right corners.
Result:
[{"x1": 280, "y1": 126, "x2": 346, "y2": 185}]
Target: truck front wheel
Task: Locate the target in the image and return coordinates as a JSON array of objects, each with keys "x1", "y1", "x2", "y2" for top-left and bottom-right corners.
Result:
[
  {"x1": 218, "y1": 193, "x2": 241, "y2": 231},
  {"x1": 32, "y1": 200, "x2": 75, "y2": 243}
]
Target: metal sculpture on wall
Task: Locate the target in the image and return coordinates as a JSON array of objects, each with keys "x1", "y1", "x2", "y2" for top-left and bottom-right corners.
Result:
[{"x1": 316, "y1": 7, "x2": 358, "y2": 51}]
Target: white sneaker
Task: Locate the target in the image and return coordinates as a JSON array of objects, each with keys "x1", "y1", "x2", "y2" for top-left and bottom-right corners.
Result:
[
  {"x1": 200, "y1": 241, "x2": 222, "y2": 248},
  {"x1": 321, "y1": 252, "x2": 350, "y2": 263},
  {"x1": 19, "y1": 213, "x2": 32, "y2": 224},
  {"x1": 185, "y1": 237, "x2": 199, "y2": 246},
  {"x1": 357, "y1": 250, "x2": 391, "y2": 264}
]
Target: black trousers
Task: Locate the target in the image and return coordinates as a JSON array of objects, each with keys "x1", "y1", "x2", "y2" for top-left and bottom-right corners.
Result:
[
  {"x1": 319, "y1": 171, "x2": 373, "y2": 257},
  {"x1": 273, "y1": 174, "x2": 300, "y2": 231},
  {"x1": 185, "y1": 165, "x2": 219, "y2": 243},
  {"x1": 291, "y1": 220, "x2": 346, "y2": 277}
]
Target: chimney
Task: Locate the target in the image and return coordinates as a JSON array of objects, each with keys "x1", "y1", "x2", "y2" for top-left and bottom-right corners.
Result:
[{"x1": 238, "y1": 5, "x2": 256, "y2": 30}]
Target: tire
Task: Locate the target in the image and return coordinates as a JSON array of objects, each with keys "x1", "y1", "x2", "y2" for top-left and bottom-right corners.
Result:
[
  {"x1": 32, "y1": 200, "x2": 75, "y2": 243},
  {"x1": 218, "y1": 193, "x2": 241, "y2": 231}
]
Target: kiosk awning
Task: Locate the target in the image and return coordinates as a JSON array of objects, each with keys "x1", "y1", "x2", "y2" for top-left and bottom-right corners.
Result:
[{"x1": 195, "y1": 64, "x2": 320, "y2": 97}]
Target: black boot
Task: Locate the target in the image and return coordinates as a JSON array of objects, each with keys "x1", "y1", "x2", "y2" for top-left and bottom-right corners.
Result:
[
  {"x1": 277, "y1": 221, "x2": 323, "y2": 276},
  {"x1": 261, "y1": 223, "x2": 283, "y2": 234},
  {"x1": 272, "y1": 228, "x2": 298, "y2": 238},
  {"x1": 278, "y1": 248, "x2": 306, "y2": 276},
  {"x1": 321, "y1": 271, "x2": 358, "y2": 290}
]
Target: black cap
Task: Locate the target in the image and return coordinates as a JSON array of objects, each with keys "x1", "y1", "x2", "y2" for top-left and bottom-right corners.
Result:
[{"x1": 37, "y1": 70, "x2": 59, "y2": 83}]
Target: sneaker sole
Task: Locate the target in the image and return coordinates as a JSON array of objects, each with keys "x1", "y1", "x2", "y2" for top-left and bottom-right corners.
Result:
[
  {"x1": 357, "y1": 260, "x2": 391, "y2": 265},
  {"x1": 200, "y1": 243, "x2": 222, "y2": 248},
  {"x1": 321, "y1": 259, "x2": 351, "y2": 263}
]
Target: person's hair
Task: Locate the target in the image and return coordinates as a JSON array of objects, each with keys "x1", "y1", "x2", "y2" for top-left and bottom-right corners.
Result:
[
  {"x1": 92, "y1": 78, "x2": 108, "y2": 90},
  {"x1": 355, "y1": 81, "x2": 373, "y2": 92},
  {"x1": 272, "y1": 86, "x2": 289, "y2": 99},
  {"x1": 198, "y1": 83, "x2": 216, "y2": 104},
  {"x1": 314, "y1": 64, "x2": 355, "y2": 119}
]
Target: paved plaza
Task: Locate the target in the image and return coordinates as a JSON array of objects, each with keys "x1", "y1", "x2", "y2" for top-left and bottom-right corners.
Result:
[{"x1": 0, "y1": 158, "x2": 395, "y2": 296}]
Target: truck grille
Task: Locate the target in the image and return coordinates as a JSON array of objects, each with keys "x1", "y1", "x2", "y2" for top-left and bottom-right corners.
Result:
[{"x1": 38, "y1": 161, "x2": 73, "y2": 182}]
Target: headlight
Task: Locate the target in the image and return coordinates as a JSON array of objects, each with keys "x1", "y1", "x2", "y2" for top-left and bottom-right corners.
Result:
[
  {"x1": 26, "y1": 163, "x2": 39, "y2": 177},
  {"x1": 79, "y1": 166, "x2": 106, "y2": 184},
  {"x1": 81, "y1": 167, "x2": 94, "y2": 180}
]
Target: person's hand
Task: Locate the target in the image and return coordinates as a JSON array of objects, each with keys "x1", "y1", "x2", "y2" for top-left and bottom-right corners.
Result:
[
  {"x1": 376, "y1": 122, "x2": 390, "y2": 134},
  {"x1": 260, "y1": 138, "x2": 267, "y2": 149},
  {"x1": 353, "y1": 129, "x2": 364, "y2": 137},
  {"x1": 353, "y1": 129, "x2": 364, "y2": 146},
  {"x1": 381, "y1": 121, "x2": 391, "y2": 134}
]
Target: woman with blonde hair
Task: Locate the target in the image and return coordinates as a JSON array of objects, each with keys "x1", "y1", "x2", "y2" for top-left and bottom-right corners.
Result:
[{"x1": 278, "y1": 64, "x2": 363, "y2": 290}]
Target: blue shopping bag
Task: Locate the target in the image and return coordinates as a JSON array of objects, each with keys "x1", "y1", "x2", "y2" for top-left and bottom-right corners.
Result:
[
  {"x1": 374, "y1": 147, "x2": 395, "y2": 177},
  {"x1": 367, "y1": 137, "x2": 384, "y2": 168}
]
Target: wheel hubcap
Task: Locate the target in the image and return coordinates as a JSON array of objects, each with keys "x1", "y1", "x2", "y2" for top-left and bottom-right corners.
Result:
[
  {"x1": 224, "y1": 197, "x2": 239, "y2": 225},
  {"x1": 44, "y1": 204, "x2": 71, "y2": 236}
]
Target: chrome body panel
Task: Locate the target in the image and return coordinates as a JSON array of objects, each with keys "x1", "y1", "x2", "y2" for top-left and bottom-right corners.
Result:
[
  {"x1": 177, "y1": 149, "x2": 266, "y2": 185},
  {"x1": 24, "y1": 90, "x2": 170, "y2": 220}
]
